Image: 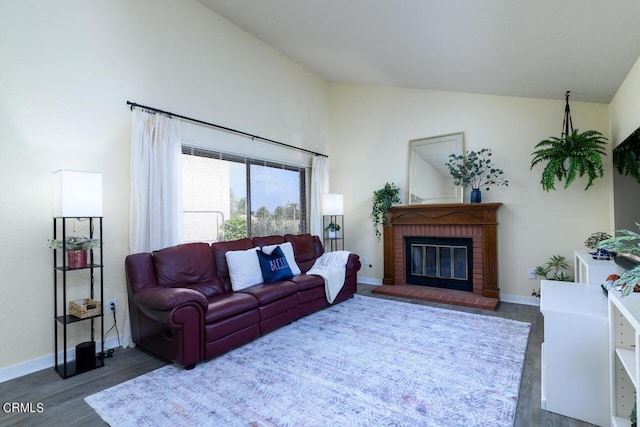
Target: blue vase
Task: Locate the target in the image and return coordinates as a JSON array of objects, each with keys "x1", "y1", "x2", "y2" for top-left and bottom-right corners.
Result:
[{"x1": 470, "y1": 189, "x2": 482, "y2": 203}]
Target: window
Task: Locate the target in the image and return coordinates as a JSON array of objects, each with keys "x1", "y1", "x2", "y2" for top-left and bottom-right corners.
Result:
[{"x1": 182, "y1": 146, "x2": 307, "y2": 243}]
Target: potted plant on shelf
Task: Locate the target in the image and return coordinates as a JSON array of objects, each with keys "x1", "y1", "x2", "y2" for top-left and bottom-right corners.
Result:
[
  {"x1": 48, "y1": 235, "x2": 101, "y2": 269},
  {"x1": 584, "y1": 231, "x2": 613, "y2": 260},
  {"x1": 597, "y1": 224, "x2": 640, "y2": 297},
  {"x1": 445, "y1": 148, "x2": 508, "y2": 203},
  {"x1": 371, "y1": 182, "x2": 401, "y2": 242},
  {"x1": 325, "y1": 222, "x2": 341, "y2": 239}
]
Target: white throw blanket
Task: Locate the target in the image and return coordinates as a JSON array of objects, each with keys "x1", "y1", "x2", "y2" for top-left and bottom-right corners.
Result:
[{"x1": 307, "y1": 251, "x2": 351, "y2": 303}]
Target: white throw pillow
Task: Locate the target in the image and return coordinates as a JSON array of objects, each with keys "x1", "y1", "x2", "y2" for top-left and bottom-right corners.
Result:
[
  {"x1": 225, "y1": 247, "x2": 263, "y2": 291},
  {"x1": 261, "y1": 242, "x2": 301, "y2": 275}
]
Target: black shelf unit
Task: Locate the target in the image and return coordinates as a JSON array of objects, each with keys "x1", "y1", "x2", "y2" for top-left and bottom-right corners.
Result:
[
  {"x1": 322, "y1": 215, "x2": 344, "y2": 252},
  {"x1": 53, "y1": 217, "x2": 104, "y2": 379}
]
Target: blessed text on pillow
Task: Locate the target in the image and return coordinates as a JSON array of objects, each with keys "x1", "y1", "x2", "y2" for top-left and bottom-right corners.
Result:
[
  {"x1": 261, "y1": 242, "x2": 301, "y2": 275},
  {"x1": 257, "y1": 246, "x2": 294, "y2": 283}
]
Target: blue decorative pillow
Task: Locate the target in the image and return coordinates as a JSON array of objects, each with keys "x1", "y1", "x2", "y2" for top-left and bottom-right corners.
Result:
[{"x1": 257, "y1": 246, "x2": 294, "y2": 283}]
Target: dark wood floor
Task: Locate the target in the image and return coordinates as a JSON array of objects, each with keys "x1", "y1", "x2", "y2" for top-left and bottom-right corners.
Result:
[{"x1": 0, "y1": 284, "x2": 593, "y2": 427}]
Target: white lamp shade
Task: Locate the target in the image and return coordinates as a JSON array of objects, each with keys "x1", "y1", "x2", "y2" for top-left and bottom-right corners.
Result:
[
  {"x1": 53, "y1": 170, "x2": 103, "y2": 217},
  {"x1": 322, "y1": 193, "x2": 343, "y2": 216}
]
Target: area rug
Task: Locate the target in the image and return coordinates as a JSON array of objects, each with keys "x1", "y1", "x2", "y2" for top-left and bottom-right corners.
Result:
[{"x1": 85, "y1": 295, "x2": 530, "y2": 426}]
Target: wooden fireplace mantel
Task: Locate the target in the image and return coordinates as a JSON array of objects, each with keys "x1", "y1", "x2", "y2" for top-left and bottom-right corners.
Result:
[{"x1": 383, "y1": 203, "x2": 502, "y2": 299}]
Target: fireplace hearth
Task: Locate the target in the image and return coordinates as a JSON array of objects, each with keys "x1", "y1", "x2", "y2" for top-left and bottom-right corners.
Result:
[{"x1": 374, "y1": 203, "x2": 502, "y2": 310}]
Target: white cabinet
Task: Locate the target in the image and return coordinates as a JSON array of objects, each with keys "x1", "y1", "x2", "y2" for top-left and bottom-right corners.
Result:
[
  {"x1": 609, "y1": 290, "x2": 640, "y2": 427},
  {"x1": 540, "y1": 280, "x2": 611, "y2": 426},
  {"x1": 575, "y1": 250, "x2": 622, "y2": 284}
]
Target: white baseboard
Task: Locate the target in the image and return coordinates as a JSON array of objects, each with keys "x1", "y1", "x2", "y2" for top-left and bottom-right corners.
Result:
[
  {"x1": 499, "y1": 293, "x2": 540, "y2": 307},
  {"x1": 358, "y1": 276, "x2": 382, "y2": 286},
  {"x1": 0, "y1": 336, "x2": 121, "y2": 384}
]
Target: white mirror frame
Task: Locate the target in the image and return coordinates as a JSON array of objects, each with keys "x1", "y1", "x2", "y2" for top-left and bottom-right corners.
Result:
[{"x1": 408, "y1": 132, "x2": 464, "y2": 204}]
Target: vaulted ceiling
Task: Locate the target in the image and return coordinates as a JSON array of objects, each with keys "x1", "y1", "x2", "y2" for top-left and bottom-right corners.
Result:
[{"x1": 198, "y1": 0, "x2": 640, "y2": 103}]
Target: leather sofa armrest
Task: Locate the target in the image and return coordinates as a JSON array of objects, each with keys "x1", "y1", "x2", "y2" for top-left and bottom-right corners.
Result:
[
  {"x1": 345, "y1": 253, "x2": 362, "y2": 275},
  {"x1": 134, "y1": 287, "x2": 208, "y2": 311}
]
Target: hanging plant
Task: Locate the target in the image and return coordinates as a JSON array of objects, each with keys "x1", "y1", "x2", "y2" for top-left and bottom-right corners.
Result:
[
  {"x1": 530, "y1": 92, "x2": 608, "y2": 191},
  {"x1": 371, "y1": 182, "x2": 400, "y2": 242},
  {"x1": 613, "y1": 127, "x2": 640, "y2": 184}
]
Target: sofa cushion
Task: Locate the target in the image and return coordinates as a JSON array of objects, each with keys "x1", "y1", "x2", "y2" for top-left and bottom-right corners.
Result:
[
  {"x1": 225, "y1": 247, "x2": 263, "y2": 291},
  {"x1": 211, "y1": 238, "x2": 254, "y2": 292},
  {"x1": 285, "y1": 234, "x2": 321, "y2": 273},
  {"x1": 285, "y1": 234, "x2": 315, "y2": 262},
  {"x1": 257, "y1": 246, "x2": 294, "y2": 283},
  {"x1": 252, "y1": 235, "x2": 285, "y2": 247},
  {"x1": 239, "y1": 281, "x2": 298, "y2": 305},
  {"x1": 152, "y1": 243, "x2": 224, "y2": 298},
  {"x1": 261, "y1": 242, "x2": 301, "y2": 275},
  {"x1": 289, "y1": 273, "x2": 324, "y2": 292},
  {"x1": 204, "y1": 292, "x2": 259, "y2": 323}
]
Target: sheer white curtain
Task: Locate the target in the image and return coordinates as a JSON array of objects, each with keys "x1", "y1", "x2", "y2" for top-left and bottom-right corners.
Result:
[
  {"x1": 123, "y1": 109, "x2": 183, "y2": 347},
  {"x1": 129, "y1": 109, "x2": 183, "y2": 253},
  {"x1": 310, "y1": 155, "x2": 329, "y2": 237}
]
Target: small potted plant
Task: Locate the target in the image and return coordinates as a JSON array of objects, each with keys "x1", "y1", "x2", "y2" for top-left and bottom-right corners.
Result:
[
  {"x1": 534, "y1": 254, "x2": 573, "y2": 282},
  {"x1": 371, "y1": 182, "x2": 401, "y2": 242},
  {"x1": 445, "y1": 148, "x2": 508, "y2": 203},
  {"x1": 48, "y1": 235, "x2": 101, "y2": 269},
  {"x1": 325, "y1": 222, "x2": 341, "y2": 239},
  {"x1": 584, "y1": 231, "x2": 613, "y2": 259}
]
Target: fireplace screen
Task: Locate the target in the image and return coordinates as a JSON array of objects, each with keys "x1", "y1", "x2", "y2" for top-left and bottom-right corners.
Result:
[
  {"x1": 405, "y1": 236, "x2": 473, "y2": 291},
  {"x1": 411, "y1": 244, "x2": 468, "y2": 280}
]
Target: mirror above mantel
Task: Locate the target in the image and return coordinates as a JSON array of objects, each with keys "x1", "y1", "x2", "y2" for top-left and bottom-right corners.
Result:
[{"x1": 408, "y1": 132, "x2": 464, "y2": 204}]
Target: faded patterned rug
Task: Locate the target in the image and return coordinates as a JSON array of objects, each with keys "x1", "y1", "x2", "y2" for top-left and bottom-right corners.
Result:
[{"x1": 86, "y1": 295, "x2": 530, "y2": 426}]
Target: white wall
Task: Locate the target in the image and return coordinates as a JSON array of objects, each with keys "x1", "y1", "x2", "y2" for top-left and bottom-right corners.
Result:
[
  {"x1": 610, "y1": 55, "x2": 640, "y2": 146},
  {"x1": 0, "y1": 0, "x2": 328, "y2": 374},
  {"x1": 328, "y1": 84, "x2": 611, "y2": 301}
]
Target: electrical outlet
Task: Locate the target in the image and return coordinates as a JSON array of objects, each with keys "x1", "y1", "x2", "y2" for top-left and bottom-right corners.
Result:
[
  {"x1": 106, "y1": 298, "x2": 117, "y2": 314},
  {"x1": 363, "y1": 256, "x2": 369, "y2": 265},
  {"x1": 527, "y1": 268, "x2": 537, "y2": 280}
]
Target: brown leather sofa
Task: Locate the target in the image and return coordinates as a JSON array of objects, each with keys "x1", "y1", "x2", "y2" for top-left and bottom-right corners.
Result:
[{"x1": 125, "y1": 233, "x2": 361, "y2": 368}]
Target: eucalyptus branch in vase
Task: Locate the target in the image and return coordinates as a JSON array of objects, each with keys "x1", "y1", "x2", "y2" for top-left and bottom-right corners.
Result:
[{"x1": 445, "y1": 148, "x2": 508, "y2": 202}]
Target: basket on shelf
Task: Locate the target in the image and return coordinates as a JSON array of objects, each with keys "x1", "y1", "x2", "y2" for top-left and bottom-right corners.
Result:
[{"x1": 69, "y1": 298, "x2": 101, "y2": 319}]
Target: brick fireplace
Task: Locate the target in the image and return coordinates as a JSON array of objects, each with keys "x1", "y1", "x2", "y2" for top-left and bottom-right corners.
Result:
[{"x1": 373, "y1": 203, "x2": 502, "y2": 310}]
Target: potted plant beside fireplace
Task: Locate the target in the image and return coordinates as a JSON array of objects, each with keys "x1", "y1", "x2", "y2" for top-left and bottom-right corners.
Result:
[
  {"x1": 371, "y1": 182, "x2": 401, "y2": 242},
  {"x1": 445, "y1": 148, "x2": 508, "y2": 203},
  {"x1": 48, "y1": 235, "x2": 101, "y2": 269}
]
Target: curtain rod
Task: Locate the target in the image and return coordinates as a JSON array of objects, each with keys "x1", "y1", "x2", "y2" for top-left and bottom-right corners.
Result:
[{"x1": 126, "y1": 101, "x2": 328, "y2": 158}]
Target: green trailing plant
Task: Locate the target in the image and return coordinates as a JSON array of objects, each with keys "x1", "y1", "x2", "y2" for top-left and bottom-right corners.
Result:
[
  {"x1": 598, "y1": 224, "x2": 640, "y2": 297},
  {"x1": 445, "y1": 148, "x2": 508, "y2": 191},
  {"x1": 534, "y1": 254, "x2": 573, "y2": 282},
  {"x1": 613, "y1": 128, "x2": 640, "y2": 184},
  {"x1": 371, "y1": 182, "x2": 401, "y2": 242},
  {"x1": 47, "y1": 235, "x2": 101, "y2": 251},
  {"x1": 530, "y1": 129, "x2": 608, "y2": 191}
]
